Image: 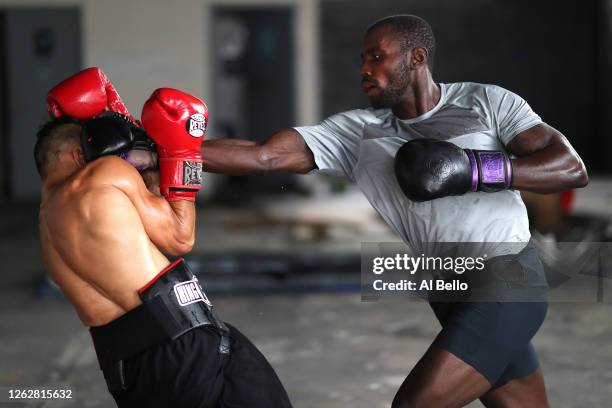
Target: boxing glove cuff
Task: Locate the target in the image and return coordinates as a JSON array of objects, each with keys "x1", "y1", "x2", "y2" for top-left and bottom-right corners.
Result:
[
  {"x1": 159, "y1": 157, "x2": 203, "y2": 201},
  {"x1": 465, "y1": 149, "x2": 513, "y2": 193}
]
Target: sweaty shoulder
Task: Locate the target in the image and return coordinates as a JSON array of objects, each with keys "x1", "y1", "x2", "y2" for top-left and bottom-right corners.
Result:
[
  {"x1": 443, "y1": 82, "x2": 525, "y2": 109},
  {"x1": 442, "y1": 82, "x2": 541, "y2": 145}
]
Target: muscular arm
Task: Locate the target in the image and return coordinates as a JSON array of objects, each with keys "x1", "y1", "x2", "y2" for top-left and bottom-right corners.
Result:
[
  {"x1": 97, "y1": 157, "x2": 195, "y2": 255},
  {"x1": 508, "y1": 123, "x2": 588, "y2": 193},
  {"x1": 202, "y1": 128, "x2": 316, "y2": 175}
]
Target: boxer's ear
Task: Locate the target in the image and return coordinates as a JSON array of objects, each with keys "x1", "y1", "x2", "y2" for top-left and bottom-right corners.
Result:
[
  {"x1": 410, "y1": 47, "x2": 428, "y2": 70},
  {"x1": 72, "y1": 145, "x2": 85, "y2": 168}
]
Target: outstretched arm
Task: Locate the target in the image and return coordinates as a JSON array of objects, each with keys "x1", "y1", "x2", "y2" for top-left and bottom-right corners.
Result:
[
  {"x1": 508, "y1": 123, "x2": 588, "y2": 193},
  {"x1": 202, "y1": 129, "x2": 316, "y2": 175}
]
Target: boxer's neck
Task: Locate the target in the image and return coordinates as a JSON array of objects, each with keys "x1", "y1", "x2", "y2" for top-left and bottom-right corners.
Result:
[
  {"x1": 42, "y1": 155, "x2": 81, "y2": 194},
  {"x1": 392, "y1": 73, "x2": 440, "y2": 120},
  {"x1": 42, "y1": 169, "x2": 72, "y2": 193}
]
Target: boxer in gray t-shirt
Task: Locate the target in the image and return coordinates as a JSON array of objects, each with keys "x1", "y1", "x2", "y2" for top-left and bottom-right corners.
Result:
[
  {"x1": 295, "y1": 81, "x2": 539, "y2": 257},
  {"x1": 203, "y1": 14, "x2": 587, "y2": 408}
]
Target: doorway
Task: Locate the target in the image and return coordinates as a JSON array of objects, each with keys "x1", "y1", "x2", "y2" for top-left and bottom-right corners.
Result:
[
  {"x1": 211, "y1": 6, "x2": 297, "y2": 203},
  {"x1": 0, "y1": 7, "x2": 81, "y2": 200}
]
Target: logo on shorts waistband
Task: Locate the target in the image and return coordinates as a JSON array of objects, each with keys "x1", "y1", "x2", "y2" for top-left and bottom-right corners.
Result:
[{"x1": 174, "y1": 279, "x2": 212, "y2": 307}]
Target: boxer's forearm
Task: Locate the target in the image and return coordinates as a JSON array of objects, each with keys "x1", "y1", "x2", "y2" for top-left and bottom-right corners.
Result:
[
  {"x1": 508, "y1": 123, "x2": 588, "y2": 193},
  {"x1": 203, "y1": 129, "x2": 316, "y2": 175},
  {"x1": 202, "y1": 139, "x2": 265, "y2": 175},
  {"x1": 164, "y1": 200, "x2": 196, "y2": 255},
  {"x1": 117, "y1": 163, "x2": 196, "y2": 255},
  {"x1": 139, "y1": 171, "x2": 195, "y2": 253}
]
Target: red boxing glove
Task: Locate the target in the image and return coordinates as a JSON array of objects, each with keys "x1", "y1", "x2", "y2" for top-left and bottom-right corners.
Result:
[
  {"x1": 46, "y1": 67, "x2": 138, "y2": 125},
  {"x1": 141, "y1": 88, "x2": 207, "y2": 201}
]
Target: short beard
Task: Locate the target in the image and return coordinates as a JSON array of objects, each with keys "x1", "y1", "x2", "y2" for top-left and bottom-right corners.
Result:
[{"x1": 369, "y1": 58, "x2": 410, "y2": 109}]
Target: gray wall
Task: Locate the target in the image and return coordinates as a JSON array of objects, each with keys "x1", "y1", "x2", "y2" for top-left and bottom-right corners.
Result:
[
  {"x1": 0, "y1": 0, "x2": 321, "y2": 200},
  {"x1": 4, "y1": 8, "x2": 81, "y2": 199}
]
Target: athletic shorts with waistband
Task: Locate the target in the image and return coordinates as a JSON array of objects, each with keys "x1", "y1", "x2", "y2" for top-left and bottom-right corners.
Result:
[
  {"x1": 430, "y1": 244, "x2": 548, "y2": 389},
  {"x1": 110, "y1": 323, "x2": 292, "y2": 408}
]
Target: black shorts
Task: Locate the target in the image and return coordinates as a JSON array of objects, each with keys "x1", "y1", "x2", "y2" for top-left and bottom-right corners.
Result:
[
  {"x1": 430, "y1": 245, "x2": 548, "y2": 388},
  {"x1": 110, "y1": 323, "x2": 292, "y2": 408},
  {"x1": 431, "y1": 301, "x2": 547, "y2": 388}
]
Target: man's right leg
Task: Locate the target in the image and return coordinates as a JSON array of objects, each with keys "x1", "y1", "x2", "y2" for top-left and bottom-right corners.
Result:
[
  {"x1": 218, "y1": 323, "x2": 293, "y2": 408},
  {"x1": 114, "y1": 326, "x2": 227, "y2": 408}
]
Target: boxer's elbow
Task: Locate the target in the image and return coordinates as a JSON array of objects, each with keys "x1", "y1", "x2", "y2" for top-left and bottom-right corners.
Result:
[
  {"x1": 567, "y1": 155, "x2": 588, "y2": 189},
  {"x1": 257, "y1": 129, "x2": 316, "y2": 174},
  {"x1": 258, "y1": 145, "x2": 315, "y2": 174},
  {"x1": 165, "y1": 237, "x2": 194, "y2": 256},
  {"x1": 257, "y1": 146, "x2": 278, "y2": 173},
  {"x1": 556, "y1": 133, "x2": 588, "y2": 189},
  {"x1": 165, "y1": 229, "x2": 195, "y2": 256},
  {"x1": 573, "y1": 165, "x2": 588, "y2": 189}
]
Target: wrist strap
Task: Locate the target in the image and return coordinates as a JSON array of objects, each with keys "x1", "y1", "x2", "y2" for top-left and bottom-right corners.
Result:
[
  {"x1": 159, "y1": 157, "x2": 203, "y2": 200},
  {"x1": 467, "y1": 150, "x2": 512, "y2": 192},
  {"x1": 159, "y1": 157, "x2": 203, "y2": 187}
]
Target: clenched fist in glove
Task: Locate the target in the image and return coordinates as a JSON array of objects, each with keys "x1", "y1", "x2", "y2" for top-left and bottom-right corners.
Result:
[
  {"x1": 141, "y1": 88, "x2": 207, "y2": 201},
  {"x1": 46, "y1": 67, "x2": 156, "y2": 170},
  {"x1": 394, "y1": 139, "x2": 513, "y2": 201},
  {"x1": 46, "y1": 67, "x2": 138, "y2": 125}
]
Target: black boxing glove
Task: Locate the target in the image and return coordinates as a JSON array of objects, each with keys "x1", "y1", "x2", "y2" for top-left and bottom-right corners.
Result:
[
  {"x1": 394, "y1": 139, "x2": 512, "y2": 201},
  {"x1": 81, "y1": 112, "x2": 157, "y2": 170},
  {"x1": 81, "y1": 112, "x2": 133, "y2": 161}
]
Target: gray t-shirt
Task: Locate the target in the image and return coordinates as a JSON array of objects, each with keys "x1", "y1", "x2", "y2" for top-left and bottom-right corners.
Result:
[{"x1": 294, "y1": 82, "x2": 542, "y2": 256}]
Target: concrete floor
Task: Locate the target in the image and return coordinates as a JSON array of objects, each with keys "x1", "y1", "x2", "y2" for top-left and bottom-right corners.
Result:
[
  {"x1": 2, "y1": 292, "x2": 612, "y2": 407},
  {"x1": 1, "y1": 200, "x2": 612, "y2": 407}
]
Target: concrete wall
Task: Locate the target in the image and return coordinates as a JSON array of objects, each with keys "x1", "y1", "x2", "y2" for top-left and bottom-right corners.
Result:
[
  {"x1": 0, "y1": 0, "x2": 320, "y2": 128},
  {"x1": 0, "y1": 0, "x2": 320, "y2": 199}
]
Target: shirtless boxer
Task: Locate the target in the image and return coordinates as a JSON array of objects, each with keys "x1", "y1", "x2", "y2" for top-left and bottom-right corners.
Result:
[
  {"x1": 200, "y1": 15, "x2": 588, "y2": 408},
  {"x1": 35, "y1": 68, "x2": 292, "y2": 408}
]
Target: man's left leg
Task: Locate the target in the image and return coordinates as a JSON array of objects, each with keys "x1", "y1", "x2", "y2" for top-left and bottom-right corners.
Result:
[
  {"x1": 218, "y1": 323, "x2": 293, "y2": 408},
  {"x1": 391, "y1": 345, "x2": 491, "y2": 407},
  {"x1": 391, "y1": 349, "x2": 549, "y2": 408}
]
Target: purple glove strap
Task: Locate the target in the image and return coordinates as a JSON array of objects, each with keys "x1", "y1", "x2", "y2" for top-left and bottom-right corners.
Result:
[
  {"x1": 478, "y1": 151, "x2": 507, "y2": 184},
  {"x1": 465, "y1": 149, "x2": 479, "y2": 192},
  {"x1": 472, "y1": 150, "x2": 512, "y2": 190},
  {"x1": 505, "y1": 154, "x2": 513, "y2": 188}
]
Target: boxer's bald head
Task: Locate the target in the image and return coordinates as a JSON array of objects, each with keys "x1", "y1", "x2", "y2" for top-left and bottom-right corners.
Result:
[{"x1": 34, "y1": 117, "x2": 83, "y2": 179}]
